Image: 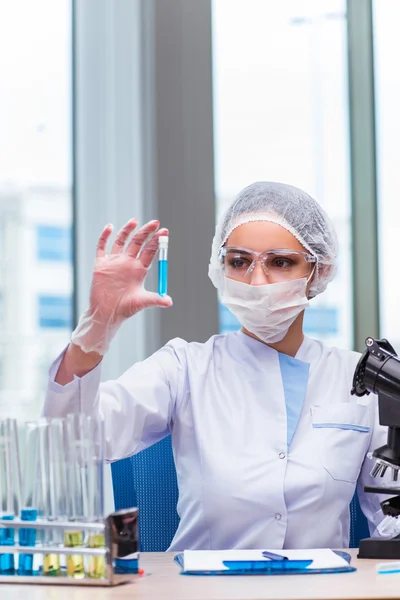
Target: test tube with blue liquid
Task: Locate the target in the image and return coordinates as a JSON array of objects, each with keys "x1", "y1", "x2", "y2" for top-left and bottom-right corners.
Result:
[
  {"x1": 158, "y1": 235, "x2": 169, "y2": 297},
  {"x1": 18, "y1": 421, "x2": 40, "y2": 576},
  {"x1": 0, "y1": 418, "x2": 21, "y2": 575}
]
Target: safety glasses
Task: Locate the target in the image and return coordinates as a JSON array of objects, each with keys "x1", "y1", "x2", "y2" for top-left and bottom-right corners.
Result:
[{"x1": 219, "y1": 247, "x2": 317, "y2": 283}]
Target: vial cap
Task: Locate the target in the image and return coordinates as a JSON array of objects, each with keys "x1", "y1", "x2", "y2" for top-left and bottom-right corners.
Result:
[{"x1": 158, "y1": 236, "x2": 169, "y2": 249}]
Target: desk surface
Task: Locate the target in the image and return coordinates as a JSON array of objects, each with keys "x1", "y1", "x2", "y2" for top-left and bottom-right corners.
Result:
[{"x1": 1, "y1": 549, "x2": 400, "y2": 600}]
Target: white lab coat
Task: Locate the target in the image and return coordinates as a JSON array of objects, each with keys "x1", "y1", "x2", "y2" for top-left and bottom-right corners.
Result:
[{"x1": 43, "y1": 331, "x2": 390, "y2": 551}]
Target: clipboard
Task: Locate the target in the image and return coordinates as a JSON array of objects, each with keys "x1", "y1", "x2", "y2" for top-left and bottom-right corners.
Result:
[{"x1": 174, "y1": 550, "x2": 355, "y2": 576}]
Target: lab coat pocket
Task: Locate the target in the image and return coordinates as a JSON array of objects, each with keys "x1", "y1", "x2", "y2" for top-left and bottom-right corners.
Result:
[{"x1": 311, "y1": 404, "x2": 371, "y2": 483}]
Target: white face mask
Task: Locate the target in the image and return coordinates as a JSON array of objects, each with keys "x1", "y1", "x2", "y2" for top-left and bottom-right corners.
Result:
[{"x1": 220, "y1": 275, "x2": 311, "y2": 344}]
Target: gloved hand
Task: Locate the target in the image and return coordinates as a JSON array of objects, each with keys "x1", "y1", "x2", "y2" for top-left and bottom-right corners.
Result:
[{"x1": 71, "y1": 219, "x2": 172, "y2": 355}]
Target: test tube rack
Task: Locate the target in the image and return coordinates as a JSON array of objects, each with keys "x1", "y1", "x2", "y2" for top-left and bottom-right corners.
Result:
[{"x1": 0, "y1": 507, "x2": 139, "y2": 586}]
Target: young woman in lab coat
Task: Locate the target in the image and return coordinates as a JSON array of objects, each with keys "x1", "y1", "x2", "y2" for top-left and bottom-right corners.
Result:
[{"x1": 43, "y1": 182, "x2": 389, "y2": 551}]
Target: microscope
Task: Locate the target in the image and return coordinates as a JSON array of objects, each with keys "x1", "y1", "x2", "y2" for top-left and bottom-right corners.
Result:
[{"x1": 352, "y1": 337, "x2": 400, "y2": 558}]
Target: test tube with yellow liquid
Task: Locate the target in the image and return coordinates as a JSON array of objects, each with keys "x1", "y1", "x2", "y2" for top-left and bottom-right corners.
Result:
[
  {"x1": 65, "y1": 414, "x2": 88, "y2": 579},
  {"x1": 87, "y1": 532, "x2": 106, "y2": 578},
  {"x1": 86, "y1": 417, "x2": 106, "y2": 579},
  {"x1": 42, "y1": 419, "x2": 68, "y2": 577},
  {"x1": 34, "y1": 420, "x2": 58, "y2": 576},
  {"x1": 64, "y1": 530, "x2": 84, "y2": 578}
]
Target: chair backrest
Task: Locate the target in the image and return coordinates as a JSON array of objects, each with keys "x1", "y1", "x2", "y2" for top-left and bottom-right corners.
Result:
[
  {"x1": 111, "y1": 436, "x2": 179, "y2": 551},
  {"x1": 349, "y1": 491, "x2": 370, "y2": 548},
  {"x1": 111, "y1": 435, "x2": 369, "y2": 550}
]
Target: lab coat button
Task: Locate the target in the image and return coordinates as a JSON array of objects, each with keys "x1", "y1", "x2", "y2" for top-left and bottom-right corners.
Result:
[
  {"x1": 275, "y1": 513, "x2": 282, "y2": 521},
  {"x1": 279, "y1": 452, "x2": 286, "y2": 459}
]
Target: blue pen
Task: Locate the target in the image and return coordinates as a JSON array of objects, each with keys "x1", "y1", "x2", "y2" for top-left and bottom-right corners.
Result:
[
  {"x1": 262, "y1": 550, "x2": 289, "y2": 561},
  {"x1": 158, "y1": 236, "x2": 169, "y2": 297},
  {"x1": 376, "y1": 562, "x2": 400, "y2": 574}
]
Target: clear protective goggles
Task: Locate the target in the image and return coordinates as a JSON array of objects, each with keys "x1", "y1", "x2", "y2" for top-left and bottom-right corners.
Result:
[{"x1": 219, "y1": 246, "x2": 317, "y2": 283}]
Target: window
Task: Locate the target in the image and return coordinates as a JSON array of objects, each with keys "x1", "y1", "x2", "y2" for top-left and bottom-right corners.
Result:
[
  {"x1": 0, "y1": 0, "x2": 73, "y2": 419},
  {"x1": 38, "y1": 295, "x2": 72, "y2": 329},
  {"x1": 212, "y1": 0, "x2": 352, "y2": 348},
  {"x1": 373, "y1": 0, "x2": 400, "y2": 350},
  {"x1": 37, "y1": 226, "x2": 72, "y2": 262}
]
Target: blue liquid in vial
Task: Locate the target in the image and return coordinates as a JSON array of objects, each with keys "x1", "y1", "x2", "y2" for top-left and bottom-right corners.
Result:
[
  {"x1": 114, "y1": 557, "x2": 138, "y2": 574},
  {"x1": 158, "y1": 260, "x2": 168, "y2": 296}
]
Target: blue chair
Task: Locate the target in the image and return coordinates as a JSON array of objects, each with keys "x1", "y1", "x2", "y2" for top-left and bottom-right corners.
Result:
[
  {"x1": 112, "y1": 436, "x2": 179, "y2": 551},
  {"x1": 111, "y1": 436, "x2": 369, "y2": 550},
  {"x1": 349, "y1": 491, "x2": 370, "y2": 548}
]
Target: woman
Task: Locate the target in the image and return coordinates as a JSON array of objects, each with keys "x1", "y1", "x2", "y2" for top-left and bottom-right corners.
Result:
[{"x1": 44, "y1": 182, "x2": 388, "y2": 551}]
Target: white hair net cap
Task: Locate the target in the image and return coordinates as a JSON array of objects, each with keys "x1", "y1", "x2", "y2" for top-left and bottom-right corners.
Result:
[{"x1": 208, "y1": 181, "x2": 338, "y2": 298}]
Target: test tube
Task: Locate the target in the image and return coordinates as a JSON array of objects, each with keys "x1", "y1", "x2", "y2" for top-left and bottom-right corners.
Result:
[
  {"x1": 0, "y1": 418, "x2": 21, "y2": 575},
  {"x1": 86, "y1": 417, "x2": 106, "y2": 579},
  {"x1": 64, "y1": 414, "x2": 88, "y2": 579},
  {"x1": 36, "y1": 420, "x2": 56, "y2": 576},
  {"x1": 158, "y1": 235, "x2": 169, "y2": 296},
  {"x1": 65, "y1": 414, "x2": 106, "y2": 579},
  {"x1": 37, "y1": 419, "x2": 67, "y2": 577},
  {"x1": 18, "y1": 421, "x2": 39, "y2": 575}
]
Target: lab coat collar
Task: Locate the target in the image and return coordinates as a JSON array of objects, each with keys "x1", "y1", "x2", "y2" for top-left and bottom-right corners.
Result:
[{"x1": 236, "y1": 329, "x2": 311, "y2": 365}]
